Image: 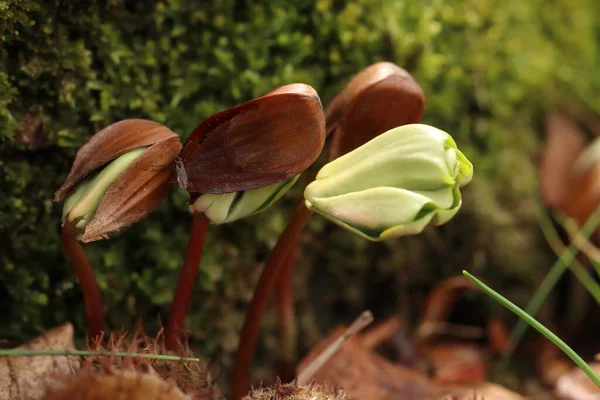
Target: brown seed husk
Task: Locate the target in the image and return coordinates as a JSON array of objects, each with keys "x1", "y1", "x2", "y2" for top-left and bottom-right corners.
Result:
[
  {"x1": 242, "y1": 380, "x2": 347, "y2": 400},
  {"x1": 179, "y1": 84, "x2": 325, "y2": 194},
  {"x1": 81, "y1": 134, "x2": 182, "y2": 242},
  {"x1": 325, "y1": 62, "x2": 425, "y2": 160},
  {"x1": 54, "y1": 119, "x2": 182, "y2": 242},
  {"x1": 42, "y1": 370, "x2": 191, "y2": 400},
  {"x1": 54, "y1": 119, "x2": 179, "y2": 202},
  {"x1": 85, "y1": 325, "x2": 224, "y2": 400},
  {"x1": 325, "y1": 62, "x2": 408, "y2": 134},
  {"x1": 83, "y1": 327, "x2": 223, "y2": 399}
]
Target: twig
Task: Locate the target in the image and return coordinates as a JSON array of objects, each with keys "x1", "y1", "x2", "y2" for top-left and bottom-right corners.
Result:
[{"x1": 296, "y1": 311, "x2": 374, "y2": 386}]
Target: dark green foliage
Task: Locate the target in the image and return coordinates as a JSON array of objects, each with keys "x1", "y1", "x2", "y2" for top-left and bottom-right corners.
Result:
[{"x1": 1, "y1": 0, "x2": 600, "y2": 385}]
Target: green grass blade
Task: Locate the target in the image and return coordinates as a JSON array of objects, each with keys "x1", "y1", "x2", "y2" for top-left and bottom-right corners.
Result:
[
  {"x1": 464, "y1": 270, "x2": 600, "y2": 388},
  {"x1": 496, "y1": 205, "x2": 600, "y2": 377},
  {"x1": 0, "y1": 349, "x2": 201, "y2": 363},
  {"x1": 535, "y1": 202, "x2": 600, "y2": 305},
  {"x1": 554, "y1": 211, "x2": 600, "y2": 280}
]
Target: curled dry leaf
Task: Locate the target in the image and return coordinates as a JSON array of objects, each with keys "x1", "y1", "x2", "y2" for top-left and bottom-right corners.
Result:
[
  {"x1": 54, "y1": 119, "x2": 182, "y2": 242},
  {"x1": 325, "y1": 62, "x2": 425, "y2": 159},
  {"x1": 178, "y1": 83, "x2": 325, "y2": 194},
  {"x1": 0, "y1": 323, "x2": 78, "y2": 400}
]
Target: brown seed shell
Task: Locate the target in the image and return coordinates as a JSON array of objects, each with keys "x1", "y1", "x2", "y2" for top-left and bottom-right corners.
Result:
[
  {"x1": 81, "y1": 134, "x2": 182, "y2": 242},
  {"x1": 326, "y1": 63, "x2": 425, "y2": 160},
  {"x1": 179, "y1": 84, "x2": 325, "y2": 194},
  {"x1": 54, "y1": 119, "x2": 179, "y2": 202},
  {"x1": 325, "y1": 62, "x2": 407, "y2": 134},
  {"x1": 42, "y1": 371, "x2": 192, "y2": 400}
]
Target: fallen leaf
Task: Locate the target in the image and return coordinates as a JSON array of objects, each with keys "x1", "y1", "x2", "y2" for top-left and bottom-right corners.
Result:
[
  {"x1": 0, "y1": 323, "x2": 78, "y2": 400},
  {"x1": 539, "y1": 112, "x2": 586, "y2": 209},
  {"x1": 415, "y1": 276, "x2": 477, "y2": 342},
  {"x1": 298, "y1": 324, "x2": 525, "y2": 400},
  {"x1": 555, "y1": 362, "x2": 600, "y2": 400},
  {"x1": 419, "y1": 343, "x2": 487, "y2": 385}
]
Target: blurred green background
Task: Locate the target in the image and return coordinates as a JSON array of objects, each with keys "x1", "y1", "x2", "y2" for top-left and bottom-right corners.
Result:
[{"x1": 1, "y1": 0, "x2": 600, "y2": 386}]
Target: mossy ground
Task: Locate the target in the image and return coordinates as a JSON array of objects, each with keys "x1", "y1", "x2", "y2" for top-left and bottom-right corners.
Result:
[{"x1": 2, "y1": 0, "x2": 600, "y2": 388}]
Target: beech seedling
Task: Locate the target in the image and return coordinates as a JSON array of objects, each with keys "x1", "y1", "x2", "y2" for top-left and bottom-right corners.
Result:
[
  {"x1": 54, "y1": 120, "x2": 181, "y2": 339},
  {"x1": 231, "y1": 62, "x2": 426, "y2": 395},
  {"x1": 164, "y1": 83, "x2": 326, "y2": 350}
]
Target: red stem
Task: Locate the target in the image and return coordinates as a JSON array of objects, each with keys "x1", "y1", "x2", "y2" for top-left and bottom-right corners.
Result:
[
  {"x1": 60, "y1": 222, "x2": 104, "y2": 340},
  {"x1": 165, "y1": 213, "x2": 210, "y2": 351},
  {"x1": 275, "y1": 248, "x2": 299, "y2": 382},
  {"x1": 231, "y1": 201, "x2": 313, "y2": 399}
]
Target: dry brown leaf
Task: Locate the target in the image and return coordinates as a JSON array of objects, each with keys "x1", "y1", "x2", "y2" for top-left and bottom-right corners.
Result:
[
  {"x1": 529, "y1": 337, "x2": 574, "y2": 387},
  {"x1": 419, "y1": 343, "x2": 487, "y2": 385},
  {"x1": 487, "y1": 318, "x2": 510, "y2": 357},
  {"x1": 0, "y1": 323, "x2": 78, "y2": 400},
  {"x1": 562, "y1": 160, "x2": 600, "y2": 225},
  {"x1": 539, "y1": 112, "x2": 587, "y2": 209},
  {"x1": 298, "y1": 325, "x2": 525, "y2": 400},
  {"x1": 555, "y1": 362, "x2": 600, "y2": 400},
  {"x1": 415, "y1": 276, "x2": 477, "y2": 342}
]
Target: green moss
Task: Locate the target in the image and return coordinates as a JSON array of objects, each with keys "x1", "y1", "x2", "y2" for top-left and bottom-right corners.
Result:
[{"x1": 1, "y1": 0, "x2": 600, "y2": 386}]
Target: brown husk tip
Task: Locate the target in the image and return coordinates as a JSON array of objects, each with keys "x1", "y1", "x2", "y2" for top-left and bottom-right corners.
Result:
[{"x1": 266, "y1": 83, "x2": 322, "y2": 106}]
